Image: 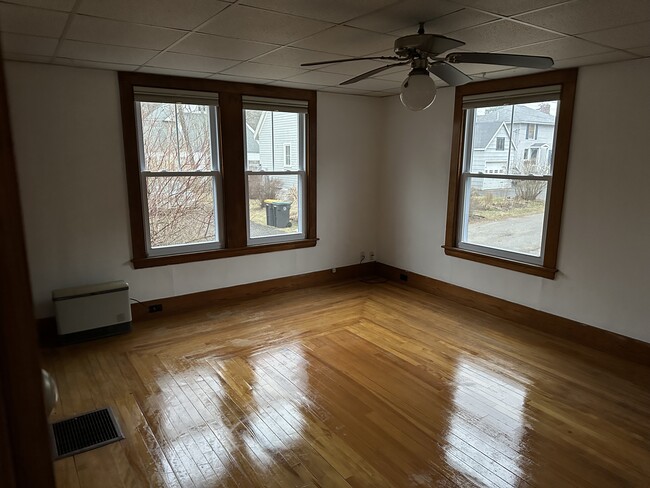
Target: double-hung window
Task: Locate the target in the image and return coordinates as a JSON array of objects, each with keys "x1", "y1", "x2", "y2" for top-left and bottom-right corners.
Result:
[
  {"x1": 243, "y1": 97, "x2": 307, "y2": 244},
  {"x1": 134, "y1": 88, "x2": 222, "y2": 256},
  {"x1": 119, "y1": 73, "x2": 317, "y2": 268},
  {"x1": 445, "y1": 70, "x2": 577, "y2": 278}
]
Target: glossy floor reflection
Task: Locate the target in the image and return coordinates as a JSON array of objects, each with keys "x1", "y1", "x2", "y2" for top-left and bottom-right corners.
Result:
[{"x1": 44, "y1": 281, "x2": 650, "y2": 487}]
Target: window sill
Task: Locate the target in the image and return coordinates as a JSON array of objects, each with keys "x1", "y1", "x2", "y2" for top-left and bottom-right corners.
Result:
[
  {"x1": 133, "y1": 238, "x2": 318, "y2": 269},
  {"x1": 442, "y1": 246, "x2": 557, "y2": 279}
]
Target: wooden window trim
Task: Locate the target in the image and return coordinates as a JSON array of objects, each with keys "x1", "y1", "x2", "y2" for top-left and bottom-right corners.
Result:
[
  {"x1": 444, "y1": 69, "x2": 578, "y2": 279},
  {"x1": 118, "y1": 72, "x2": 317, "y2": 269}
]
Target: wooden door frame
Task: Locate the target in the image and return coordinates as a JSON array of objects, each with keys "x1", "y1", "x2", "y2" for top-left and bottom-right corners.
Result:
[{"x1": 0, "y1": 48, "x2": 56, "y2": 486}]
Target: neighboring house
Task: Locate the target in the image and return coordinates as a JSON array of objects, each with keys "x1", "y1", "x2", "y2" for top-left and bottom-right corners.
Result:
[
  {"x1": 471, "y1": 105, "x2": 556, "y2": 191},
  {"x1": 248, "y1": 111, "x2": 301, "y2": 194},
  {"x1": 246, "y1": 123, "x2": 260, "y2": 169}
]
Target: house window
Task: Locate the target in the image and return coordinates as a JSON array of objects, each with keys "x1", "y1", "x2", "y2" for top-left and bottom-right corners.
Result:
[
  {"x1": 444, "y1": 69, "x2": 577, "y2": 279},
  {"x1": 526, "y1": 123, "x2": 537, "y2": 139},
  {"x1": 134, "y1": 90, "x2": 222, "y2": 257},
  {"x1": 496, "y1": 137, "x2": 505, "y2": 151},
  {"x1": 119, "y1": 74, "x2": 317, "y2": 268},
  {"x1": 243, "y1": 98, "x2": 307, "y2": 244},
  {"x1": 284, "y1": 144, "x2": 292, "y2": 167}
]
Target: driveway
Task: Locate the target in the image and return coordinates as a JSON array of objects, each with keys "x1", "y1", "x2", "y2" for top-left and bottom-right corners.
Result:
[{"x1": 467, "y1": 212, "x2": 544, "y2": 255}]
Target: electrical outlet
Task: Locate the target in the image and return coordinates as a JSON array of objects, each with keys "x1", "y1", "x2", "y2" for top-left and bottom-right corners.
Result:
[
  {"x1": 369, "y1": 251, "x2": 375, "y2": 261},
  {"x1": 148, "y1": 304, "x2": 163, "y2": 313},
  {"x1": 360, "y1": 251, "x2": 366, "y2": 262}
]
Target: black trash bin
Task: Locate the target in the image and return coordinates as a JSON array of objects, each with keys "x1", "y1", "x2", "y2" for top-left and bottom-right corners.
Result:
[{"x1": 264, "y1": 200, "x2": 292, "y2": 228}]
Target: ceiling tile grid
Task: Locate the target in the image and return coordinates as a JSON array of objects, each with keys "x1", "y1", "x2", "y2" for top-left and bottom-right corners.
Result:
[{"x1": 0, "y1": 0, "x2": 648, "y2": 97}]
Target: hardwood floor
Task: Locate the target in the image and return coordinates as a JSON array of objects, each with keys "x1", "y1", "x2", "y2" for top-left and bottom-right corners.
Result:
[{"x1": 43, "y1": 280, "x2": 650, "y2": 487}]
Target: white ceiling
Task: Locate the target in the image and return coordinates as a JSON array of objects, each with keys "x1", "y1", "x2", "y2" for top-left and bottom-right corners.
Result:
[{"x1": 1, "y1": 0, "x2": 649, "y2": 97}]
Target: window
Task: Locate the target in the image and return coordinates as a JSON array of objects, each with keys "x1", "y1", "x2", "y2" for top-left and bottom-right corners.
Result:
[
  {"x1": 283, "y1": 143, "x2": 292, "y2": 167},
  {"x1": 119, "y1": 73, "x2": 317, "y2": 268},
  {"x1": 134, "y1": 90, "x2": 222, "y2": 257},
  {"x1": 243, "y1": 99, "x2": 306, "y2": 244},
  {"x1": 496, "y1": 137, "x2": 505, "y2": 151},
  {"x1": 526, "y1": 123, "x2": 538, "y2": 139},
  {"x1": 444, "y1": 69, "x2": 577, "y2": 278}
]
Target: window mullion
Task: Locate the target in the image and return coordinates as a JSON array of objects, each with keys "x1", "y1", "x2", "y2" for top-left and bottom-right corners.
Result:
[{"x1": 219, "y1": 93, "x2": 248, "y2": 248}]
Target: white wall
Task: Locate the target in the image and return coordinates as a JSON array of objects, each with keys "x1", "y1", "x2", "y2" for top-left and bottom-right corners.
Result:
[
  {"x1": 5, "y1": 62, "x2": 381, "y2": 318},
  {"x1": 378, "y1": 57, "x2": 650, "y2": 344}
]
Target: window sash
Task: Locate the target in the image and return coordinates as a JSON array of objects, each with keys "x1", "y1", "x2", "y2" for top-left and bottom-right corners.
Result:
[
  {"x1": 244, "y1": 170, "x2": 306, "y2": 245},
  {"x1": 456, "y1": 173, "x2": 552, "y2": 265},
  {"x1": 135, "y1": 100, "x2": 223, "y2": 256}
]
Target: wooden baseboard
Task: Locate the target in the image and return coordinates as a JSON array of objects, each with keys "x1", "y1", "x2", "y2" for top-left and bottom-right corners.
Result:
[
  {"x1": 375, "y1": 263, "x2": 650, "y2": 366},
  {"x1": 37, "y1": 262, "x2": 376, "y2": 345}
]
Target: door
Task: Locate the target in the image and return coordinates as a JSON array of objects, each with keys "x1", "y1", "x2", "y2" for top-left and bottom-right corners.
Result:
[{"x1": 0, "y1": 46, "x2": 56, "y2": 486}]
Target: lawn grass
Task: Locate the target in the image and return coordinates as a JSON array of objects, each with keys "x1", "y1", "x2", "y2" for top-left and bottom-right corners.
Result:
[{"x1": 469, "y1": 195, "x2": 545, "y2": 223}]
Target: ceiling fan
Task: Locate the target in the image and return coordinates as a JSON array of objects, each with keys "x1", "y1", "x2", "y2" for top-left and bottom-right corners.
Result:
[{"x1": 301, "y1": 24, "x2": 554, "y2": 111}]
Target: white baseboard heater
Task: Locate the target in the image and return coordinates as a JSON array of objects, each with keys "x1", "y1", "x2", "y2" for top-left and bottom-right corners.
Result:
[{"x1": 52, "y1": 281, "x2": 132, "y2": 343}]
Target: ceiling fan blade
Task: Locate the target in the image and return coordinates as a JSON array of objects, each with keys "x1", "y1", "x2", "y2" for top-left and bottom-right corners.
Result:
[
  {"x1": 301, "y1": 55, "x2": 402, "y2": 67},
  {"x1": 340, "y1": 61, "x2": 411, "y2": 86},
  {"x1": 446, "y1": 52, "x2": 554, "y2": 69},
  {"x1": 428, "y1": 62, "x2": 472, "y2": 86}
]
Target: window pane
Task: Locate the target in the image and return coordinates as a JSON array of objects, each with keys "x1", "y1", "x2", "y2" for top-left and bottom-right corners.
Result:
[
  {"x1": 463, "y1": 177, "x2": 548, "y2": 257},
  {"x1": 467, "y1": 101, "x2": 558, "y2": 177},
  {"x1": 146, "y1": 176, "x2": 217, "y2": 248},
  {"x1": 139, "y1": 101, "x2": 215, "y2": 172},
  {"x1": 244, "y1": 109, "x2": 304, "y2": 171},
  {"x1": 248, "y1": 175, "x2": 301, "y2": 239}
]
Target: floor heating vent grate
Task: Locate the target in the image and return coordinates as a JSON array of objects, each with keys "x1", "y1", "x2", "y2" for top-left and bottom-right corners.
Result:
[{"x1": 50, "y1": 407, "x2": 124, "y2": 459}]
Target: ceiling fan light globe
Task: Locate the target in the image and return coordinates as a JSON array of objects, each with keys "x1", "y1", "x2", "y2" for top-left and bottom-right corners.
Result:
[{"x1": 400, "y1": 72, "x2": 436, "y2": 111}]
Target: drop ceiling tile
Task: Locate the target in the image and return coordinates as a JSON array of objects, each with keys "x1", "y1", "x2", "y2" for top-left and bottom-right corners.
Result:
[
  {"x1": 318, "y1": 58, "x2": 387, "y2": 76},
  {"x1": 53, "y1": 57, "x2": 139, "y2": 71},
  {"x1": 222, "y1": 62, "x2": 306, "y2": 80},
  {"x1": 579, "y1": 21, "x2": 650, "y2": 50},
  {"x1": 238, "y1": 0, "x2": 397, "y2": 24},
  {"x1": 1, "y1": 32, "x2": 57, "y2": 56},
  {"x1": 251, "y1": 47, "x2": 349, "y2": 69},
  {"x1": 346, "y1": 0, "x2": 460, "y2": 33},
  {"x1": 359, "y1": 90, "x2": 393, "y2": 97},
  {"x1": 449, "y1": 0, "x2": 570, "y2": 16},
  {"x1": 451, "y1": 19, "x2": 561, "y2": 52},
  {"x1": 66, "y1": 15, "x2": 186, "y2": 50},
  {"x1": 376, "y1": 67, "x2": 411, "y2": 82},
  {"x1": 78, "y1": 0, "x2": 230, "y2": 30},
  {"x1": 0, "y1": 3, "x2": 68, "y2": 38},
  {"x1": 199, "y1": 5, "x2": 332, "y2": 44},
  {"x1": 170, "y1": 33, "x2": 276, "y2": 60},
  {"x1": 629, "y1": 45, "x2": 650, "y2": 56},
  {"x1": 284, "y1": 70, "x2": 350, "y2": 86},
  {"x1": 391, "y1": 9, "x2": 498, "y2": 37},
  {"x1": 137, "y1": 66, "x2": 212, "y2": 78},
  {"x1": 146, "y1": 52, "x2": 239, "y2": 72},
  {"x1": 319, "y1": 85, "x2": 369, "y2": 94},
  {"x1": 500, "y1": 37, "x2": 611, "y2": 60},
  {"x1": 515, "y1": 0, "x2": 650, "y2": 35},
  {"x1": 2, "y1": 0, "x2": 76, "y2": 11},
  {"x1": 210, "y1": 73, "x2": 274, "y2": 84},
  {"x1": 345, "y1": 77, "x2": 397, "y2": 91},
  {"x1": 57, "y1": 40, "x2": 158, "y2": 65},
  {"x1": 551, "y1": 50, "x2": 636, "y2": 68},
  {"x1": 293, "y1": 26, "x2": 396, "y2": 57},
  {"x1": 2, "y1": 52, "x2": 50, "y2": 63},
  {"x1": 269, "y1": 80, "x2": 325, "y2": 90}
]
